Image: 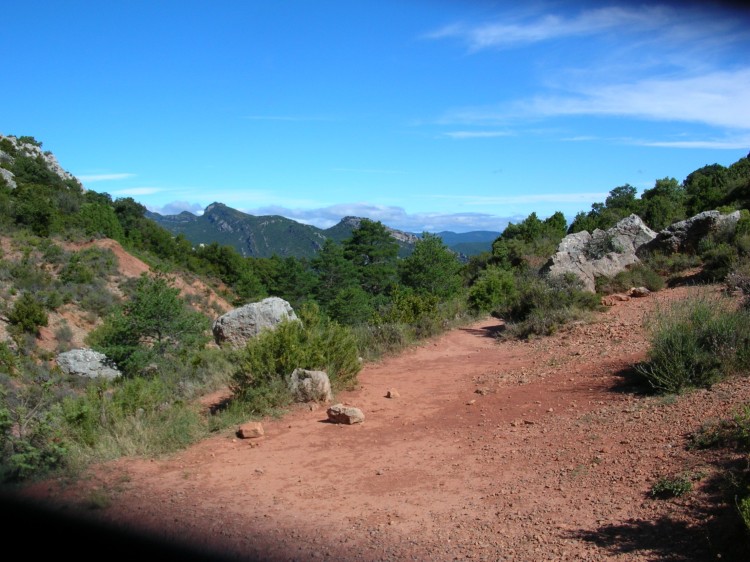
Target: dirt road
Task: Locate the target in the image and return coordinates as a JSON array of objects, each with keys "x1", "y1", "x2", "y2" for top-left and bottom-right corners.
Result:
[{"x1": 17, "y1": 284, "x2": 750, "y2": 560}]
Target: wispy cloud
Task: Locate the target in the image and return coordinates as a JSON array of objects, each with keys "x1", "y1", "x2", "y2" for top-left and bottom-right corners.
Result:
[
  {"x1": 425, "y1": 5, "x2": 738, "y2": 52},
  {"x1": 432, "y1": 193, "x2": 609, "y2": 206},
  {"x1": 428, "y1": 3, "x2": 750, "y2": 144},
  {"x1": 633, "y1": 137, "x2": 750, "y2": 150},
  {"x1": 520, "y1": 70, "x2": 750, "y2": 130},
  {"x1": 111, "y1": 187, "x2": 165, "y2": 196},
  {"x1": 443, "y1": 131, "x2": 512, "y2": 139},
  {"x1": 77, "y1": 173, "x2": 134, "y2": 182},
  {"x1": 440, "y1": 68, "x2": 750, "y2": 131}
]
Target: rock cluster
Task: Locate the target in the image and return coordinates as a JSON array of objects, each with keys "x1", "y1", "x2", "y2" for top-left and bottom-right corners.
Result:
[
  {"x1": 543, "y1": 211, "x2": 743, "y2": 292},
  {"x1": 542, "y1": 215, "x2": 657, "y2": 292},
  {"x1": 637, "y1": 210, "x2": 742, "y2": 256},
  {"x1": 0, "y1": 134, "x2": 76, "y2": 189}
]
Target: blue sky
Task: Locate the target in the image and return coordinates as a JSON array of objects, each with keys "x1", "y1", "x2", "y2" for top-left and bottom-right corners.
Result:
[{"x1": 2, "y1": 1, "x2": 749, "y2": 233}]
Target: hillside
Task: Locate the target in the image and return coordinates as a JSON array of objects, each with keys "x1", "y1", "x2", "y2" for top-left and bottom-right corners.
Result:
[{"x1": 13, "y1": 281, "x2": 750, "y2": 560}]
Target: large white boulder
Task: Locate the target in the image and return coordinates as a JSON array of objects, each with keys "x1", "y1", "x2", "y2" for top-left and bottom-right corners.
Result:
[{"x1": 212, "y1": 297, "x2": 298, "y2": 348}]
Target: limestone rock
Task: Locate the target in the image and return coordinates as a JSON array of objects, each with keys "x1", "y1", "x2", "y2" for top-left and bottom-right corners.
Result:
[
  {"x1": 638, "y1": 210, "x2": 742, "y2": 256},
  {"x1": 543, "y1": 215, "x2": 657, "y2": 292},
  {"x1": 289, "y1": 369, "x2": 333, "y2": 403},
  {"x1": 628, "y1": 286, "x2": 651, "y2": 298},
  {"x1": 212, "y1": 297, "x2": 297, "y2": 348},
  {"x1": 327, "y1": 404, "x2": 365, "y2": 425},
  {"x1": 56, "y1": 349, "x2": 121, "y2": 380},
  {"x1": 0, "y1": 134, "x2": 75, "y2": 184},
  {"x1": 237, "y1": 422, "x2": 265, "y2": 439}
]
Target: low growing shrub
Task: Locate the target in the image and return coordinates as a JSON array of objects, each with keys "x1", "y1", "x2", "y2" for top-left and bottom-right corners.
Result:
[
  {"x1": 636, "y1": 295, "x2": 750, "y2": 393},
  {"x1": 8, "y1": 293, "x2": 48, "y2": 335},
  {"x1": 596, "y1": 264, "x2": 665, "y2": 295},
  {"x1": 650, "y1": 475, "x2": 693, "y2": 499},
  {"x1": 494, "y1": 273, "x2": 600, "y2": 338}
]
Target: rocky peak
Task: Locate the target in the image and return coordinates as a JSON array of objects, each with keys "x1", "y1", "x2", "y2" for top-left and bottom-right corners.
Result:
[{"x1": 0, "y1": 134, "x2": 76, "y2": 188}]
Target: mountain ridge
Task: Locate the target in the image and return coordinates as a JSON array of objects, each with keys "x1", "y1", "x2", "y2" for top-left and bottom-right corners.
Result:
[{"x1": 147, "y1": 202, "x2": 499, "y2": 259}]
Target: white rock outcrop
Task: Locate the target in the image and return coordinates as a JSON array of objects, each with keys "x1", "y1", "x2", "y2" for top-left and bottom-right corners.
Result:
[
  {"x1": 56, "y1": 349, "x2": 121, "y2": 380},
  {"x1": 212, "y1": 297, "x2": 298, "y2": 348}
]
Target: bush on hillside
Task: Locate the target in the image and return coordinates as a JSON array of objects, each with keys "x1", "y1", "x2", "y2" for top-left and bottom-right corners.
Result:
[
  {"x1": 87, "y1": 273, "x2": 210, "y2": 376},
  {"x1": 231, "y1": 303, "x2": 361, "y2": 410},
  {"x1": 8, "y1": 293, "x2": 48, "y2": 335}
]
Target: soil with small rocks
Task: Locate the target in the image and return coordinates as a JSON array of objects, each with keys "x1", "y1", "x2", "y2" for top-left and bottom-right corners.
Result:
[{"x1": 11, "y1": 282, "x2": 750, "y2": 561}]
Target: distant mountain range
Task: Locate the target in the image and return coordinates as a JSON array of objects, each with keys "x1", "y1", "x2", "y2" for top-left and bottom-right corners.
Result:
[{"x1": 146, "y1": 202, "x2": 500, "y2": 259}]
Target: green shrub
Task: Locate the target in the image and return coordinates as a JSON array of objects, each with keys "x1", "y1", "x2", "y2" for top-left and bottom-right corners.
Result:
[
  {"x1": 636, "y1": 295, "x2": 750, "y2": 393},
  {"x1": 738, "y1": 495, "x2": 750, "y2": 533},
  {"x1": 468, "y1": 266, "x2": 518, "y2": 314},
  {"x1": 0, "y1": 378, "x2": 68, "y2": 482},
  {"x1": 644, "y1": 251, "x2": 702, "y2": 276},
  {"x1": 650, "y1": 475, "x2": 693, "y2": 499},
  {"x1": 701, "y1": 242, "x2": 737, "y2": 281},
  {"x1": 495, "y1": 273, "x2": 600, "y2": 338},
  {"x1": 8, "y1": 293, "x2": 48, "y2": 335},
  {"x1": 352, "y1": 322, "x2": 411, "y2": 362},
  {"x1": 586, "y1": 233, "x2": 624, "y2": 260},
  {"x1": 62, "y1": 376, "x2": 206, "y2": 461},
  {"x1": 0, "y1": 343, "x2": 17, "y2": 376},
  {"x1": 596, "y1": 264, "x2": 665, "y2": 294},
  {"x1": 232, "y1": 303, "x2": 361, "y2": 408}
]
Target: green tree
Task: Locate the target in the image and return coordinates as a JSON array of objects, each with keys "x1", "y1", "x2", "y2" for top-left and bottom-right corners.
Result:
[
  {"x1": 468, "y1": 266, "x2": 518, "y2": 314},
  {"x1": 311, "y1": 239, "x2": 359, "y2": 308},
  {"x1": 399, "y1": 233, "x2": 462, "y2": 299},
  {"x1": 640, "y1": 178, "x2": 686, "y2": 230},
  {"x1": 77, "y1": 202, "x2": 126, "y2": 240},
  {"x1": 267, "y1": 256, "x2": 317, "y2": 308},
  {"x1": 88, "y1": 273, "x2": 209, "y2": 375},
  {"x1": 684, "y1": 164, "x2": 729, "y2": 215},
  {"x1": 343, "y1": 219, "x2": 398, "y2": 296},
  {"x1": 113, "y1": 197, "x2": 147, "y2": 238},
  {"x1": 492, "y1": 211, "x2": 567, "y2": 271}
]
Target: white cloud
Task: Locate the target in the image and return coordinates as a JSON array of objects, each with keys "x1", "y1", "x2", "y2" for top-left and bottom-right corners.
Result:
[
  {"x1": 111, "y1": 187, "x2": 164, "y2": 196},
  {"x1": 521, "y1": 69, "x2": 750, "y2": 130},
  {"x1": 427, "y1": 7, "x2": 666, "y2": 50},
  {"x1": 440, "y1": 68, "x2": 750, "y2": 133},
  {"x1": 148, "y1": 200, "x2": 205, "y2": 216},
  {"x1": 426, "y1": 4, "x2": 740, "y2": 52},
  {"x1": 635, "y1": 139, "x2": 750, "y2": 149},
  {"x1": 77, "y1": 173, "x2": 135, "y2": 182}
]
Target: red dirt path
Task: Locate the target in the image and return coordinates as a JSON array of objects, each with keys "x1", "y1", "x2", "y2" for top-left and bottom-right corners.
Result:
[{"x1": 17, "y1": 283, "x2": 750, "y2": 560}]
